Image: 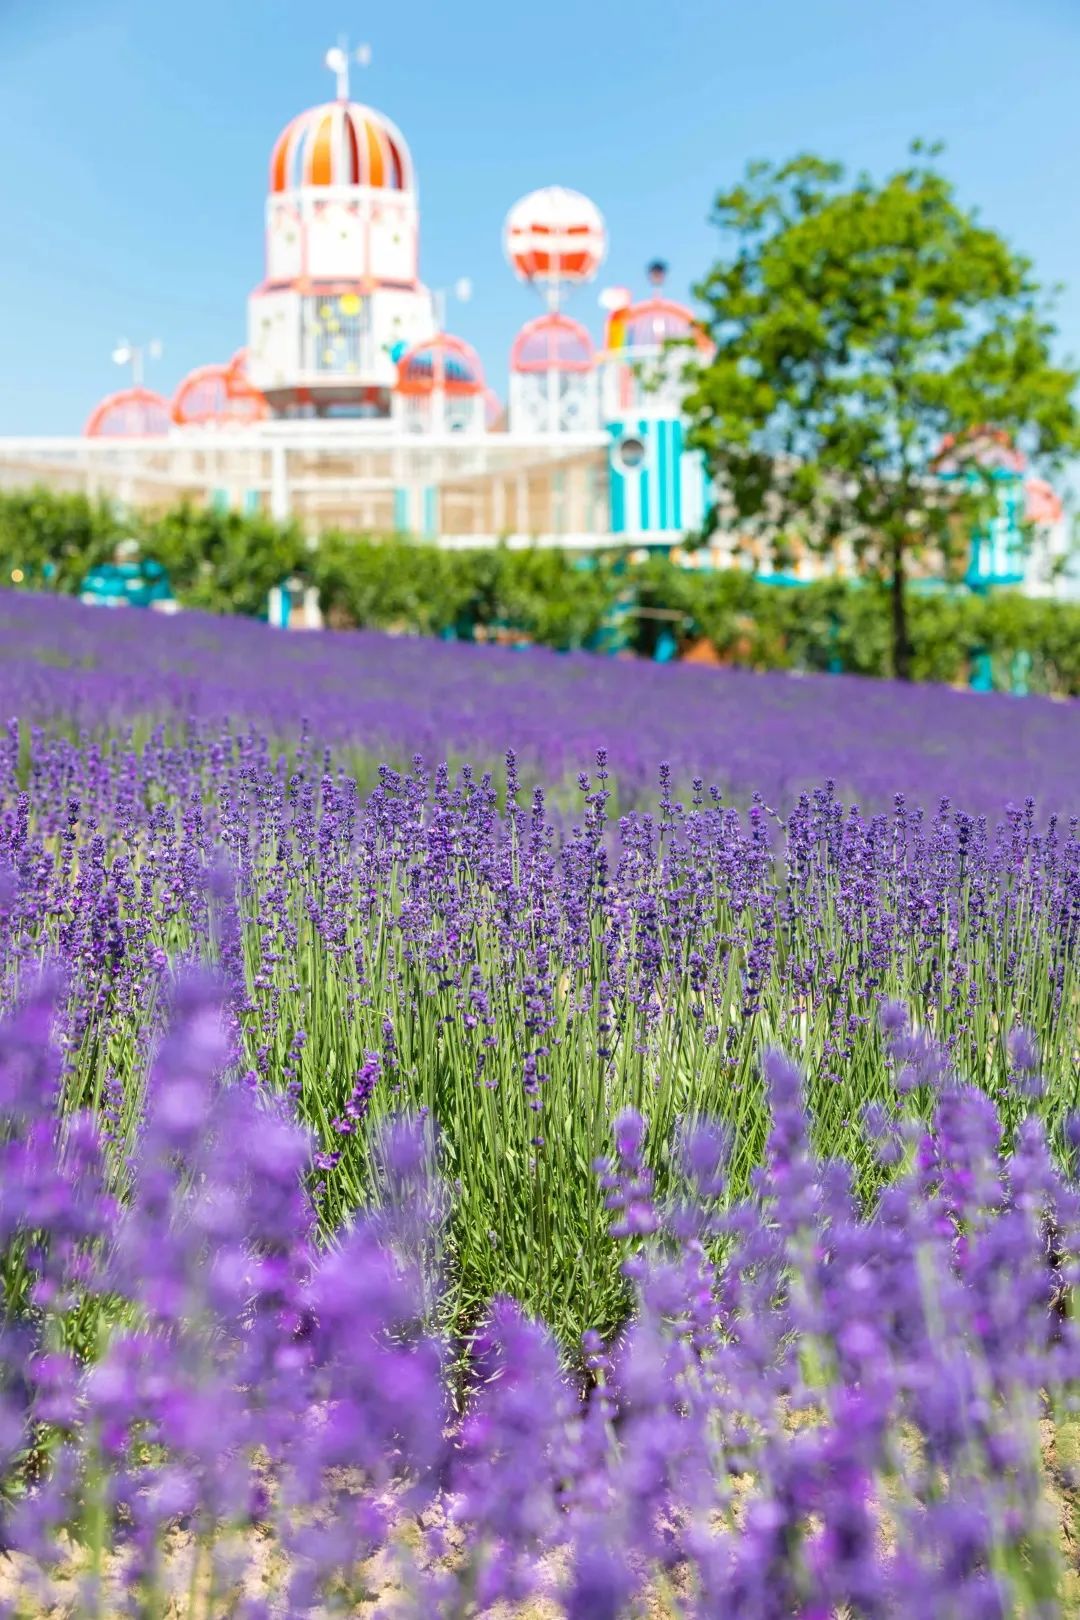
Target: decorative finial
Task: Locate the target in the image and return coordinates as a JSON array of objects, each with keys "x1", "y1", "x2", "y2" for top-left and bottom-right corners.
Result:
[
  {"x1": 646, "y1": 259, "x2": 669, "y2": 289},
  {"x1": 324, "y1": 37, "x2": 371, "y2": 101}
]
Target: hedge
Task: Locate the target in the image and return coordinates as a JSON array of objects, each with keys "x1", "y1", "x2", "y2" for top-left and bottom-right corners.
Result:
[
  {"x1": 0, "y1": 490, "x2": 306, "y2": 620},
  {"x1": 1, "y1": 488, "x2": 1077, "y2": 695}
]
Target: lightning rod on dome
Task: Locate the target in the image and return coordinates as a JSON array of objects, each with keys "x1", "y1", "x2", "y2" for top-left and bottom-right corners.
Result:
[{"x1": 324, "y1": 37, "x2": 371, "y2": 101}]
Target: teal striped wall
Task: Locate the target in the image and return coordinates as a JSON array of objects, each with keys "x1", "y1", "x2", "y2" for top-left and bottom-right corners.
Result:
[{"x1": 606, "y1": 417, "x2": 709, "y2": 537}]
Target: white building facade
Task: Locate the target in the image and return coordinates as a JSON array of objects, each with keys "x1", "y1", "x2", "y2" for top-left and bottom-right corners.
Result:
[{"x1": 0, "y1": 60, "x2": 1070, "y2": 592}]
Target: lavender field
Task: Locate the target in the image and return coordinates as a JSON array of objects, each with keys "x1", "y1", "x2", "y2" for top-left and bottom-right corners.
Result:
[
  {"x1": 0, "y1": 590, "x2": 1079, "y2": 1616},
  {"x1": 2, "y1": 588, "x2": 1079, "y2": 815}
]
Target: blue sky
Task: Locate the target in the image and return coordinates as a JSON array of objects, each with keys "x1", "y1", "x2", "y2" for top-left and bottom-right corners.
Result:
[{"x1": 0, "y1": 0, "x2": 1077, "y2": 434}]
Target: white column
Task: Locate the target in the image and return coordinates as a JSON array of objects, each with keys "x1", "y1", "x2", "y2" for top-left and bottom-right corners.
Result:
[
  {"x1": 270, "y1": 443, "x2": 290, "y2": 522},
  {"x1": 516, "y1": 471, "x2": 528, "y2": 538}
]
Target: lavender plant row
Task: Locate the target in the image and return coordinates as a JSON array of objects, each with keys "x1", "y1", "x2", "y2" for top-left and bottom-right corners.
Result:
[
  {"x1": 1, "y1": 711, "x2": 1077, "y2": 1339},
  {"x1": 3, "y1": 970, "x2": 1080, "y2": 1617},
  {"x1": 2, "y1": 587, "x2": 1080, "y2": 816}
]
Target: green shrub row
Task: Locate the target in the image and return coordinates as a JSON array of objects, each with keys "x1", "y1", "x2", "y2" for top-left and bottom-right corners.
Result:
[
  {"x1": 0, "y1": 489, "x2": 304, "y2": 620},
  {"x1": 1, "y1": 488, "x2": 1078, "y2": 694},
  {"x1": 313, "y1": 530, "x2": 615, "y2": 651},
  {"x1": 629, "y1": 558, "x2": 1080, "y2": 694}
]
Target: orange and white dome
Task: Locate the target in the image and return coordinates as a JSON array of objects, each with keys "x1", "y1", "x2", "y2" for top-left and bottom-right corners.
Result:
[
  {"x1": 504, "y1": 187, "x2": 606, "y2": 287},
  {"x1": 270, "y1": 102, "x2": 414, "y2": 194}
]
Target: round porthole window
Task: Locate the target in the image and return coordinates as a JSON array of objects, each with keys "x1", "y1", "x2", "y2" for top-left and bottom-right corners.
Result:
[{"x1": 616, "y1": 434, "x2": 646, "y2": 471}]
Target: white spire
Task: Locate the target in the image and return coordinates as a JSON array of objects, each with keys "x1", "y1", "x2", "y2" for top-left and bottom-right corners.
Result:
[{"x1": 324, "y1": 37, "x2": 372, "y2": 101}]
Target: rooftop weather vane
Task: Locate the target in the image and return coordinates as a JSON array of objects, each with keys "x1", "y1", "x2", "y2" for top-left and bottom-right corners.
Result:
[{"x1": 324, "y1": 37, "x2": 372, "y2": 101}]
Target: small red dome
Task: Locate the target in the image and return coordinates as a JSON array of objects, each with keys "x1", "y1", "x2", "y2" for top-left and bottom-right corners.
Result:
[
  {"x1": 84, "y1": 388, "x2": 171, "y2": 438},
  {"x1": 270, "y1": 102, "x2": 414, "y2": 194},
  {"x1": 604, "y1": 296, "x2": 713, "y2": 355},
  {"x1": 934, "y1": 427, "x2": 1027, "y2": 474},
  {"x1": 172, "y1": 364, "x2": 268, "y2": 427},
  {"x1": 396, "y1": 334, "x2": 485, "y2": 397},
  {"x1": 511, "y1": 313, "x2": 594, "y2": 374}
]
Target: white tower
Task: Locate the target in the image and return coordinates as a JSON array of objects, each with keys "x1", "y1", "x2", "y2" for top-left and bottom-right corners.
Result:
[
  {"x1": 247, "y1": 47, "x2": 436, "y2": 417},
  {"x1": 600, "y1": 271, "x2": 716, "y2": 540},
  {"x1": 509, "y1": 314, "x2": 598, "y2": 434},
  {"x1": 503, "y1": 187, "x2": 605, "y2": 434},
  {"x1": 394, "y1": 333, "x2": 487, "y2": 435}
]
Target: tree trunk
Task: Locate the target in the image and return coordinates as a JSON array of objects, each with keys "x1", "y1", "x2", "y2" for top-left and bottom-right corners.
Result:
[{"x1": 890, "y1": 533, "x2": 912, "y2": 681}]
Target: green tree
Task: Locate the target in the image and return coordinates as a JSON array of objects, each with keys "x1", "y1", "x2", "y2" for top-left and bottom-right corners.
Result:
[{"x1": 684, "y1": 147, "x2": 1080, "y2": 678}]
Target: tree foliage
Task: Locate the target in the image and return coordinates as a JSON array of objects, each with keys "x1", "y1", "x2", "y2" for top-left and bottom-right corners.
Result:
[{"x1": 684, "y1": 147, "x2": 1080, "y2": 676}]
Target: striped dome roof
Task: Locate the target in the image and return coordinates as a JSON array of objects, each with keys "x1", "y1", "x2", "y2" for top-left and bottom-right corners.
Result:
[
  {"x1": 511, "y1": 313, "x2": 594, "y2": 374},
  {"x1": 604, "y1": 297, "x2": 713, "y2": 355},
  {"x1": 271, "y1": 101, "x2": 414, "y2": 194},
  {"x1": 934, "y1": 427, "x2": 1027, "y2": 476},
  {"x1": 172, "y1": 363, "x2": 268, "y2": 428},
  {"x1": 84, "y1": 388, "x2": 172, "y2": 438},
  {"x1": 396, "y1": 334, "x2": 485, "y2": 396}
]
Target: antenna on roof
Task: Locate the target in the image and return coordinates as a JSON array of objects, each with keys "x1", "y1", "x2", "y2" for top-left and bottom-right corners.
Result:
[
  {"x1": 111, "y1": 338, "x2": 162, "y2": 388},
  {"x1": 324, "y1": 37, "x2": 372, "y2": 101},
  {"x1": 432, "y1": 278, "x2": 473, "y2": 333}
]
